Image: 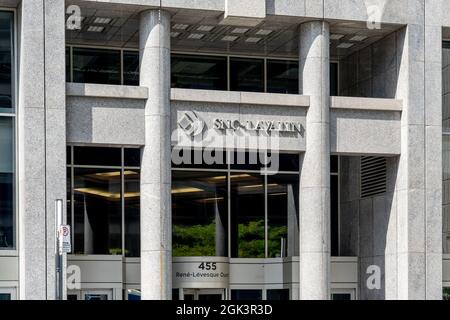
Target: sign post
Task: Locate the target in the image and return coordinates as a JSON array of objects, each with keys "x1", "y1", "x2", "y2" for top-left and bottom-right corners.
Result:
[{"x1": 55, "y1": 199, "x2": 71, "y2": 300}]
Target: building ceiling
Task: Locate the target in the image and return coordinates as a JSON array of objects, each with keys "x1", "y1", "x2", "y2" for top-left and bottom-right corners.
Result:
[{"x1": 65, "y1": 1, "x2": 402, "y2": 60}]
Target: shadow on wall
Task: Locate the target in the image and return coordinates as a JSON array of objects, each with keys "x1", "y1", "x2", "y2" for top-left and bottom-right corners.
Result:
[
  {"x1": 339, "y1": 155, "x2": 399, "y2": 300},
  {"x1": 338, "y1": 26, "x2": 407, "y2": 99}
]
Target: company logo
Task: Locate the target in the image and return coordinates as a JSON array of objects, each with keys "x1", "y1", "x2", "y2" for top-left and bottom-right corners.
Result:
[{"x1": 178, "y1": 111, "x2": 205, "y2": 137}]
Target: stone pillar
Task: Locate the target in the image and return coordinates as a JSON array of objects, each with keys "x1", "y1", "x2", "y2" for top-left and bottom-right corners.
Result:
[
  {"x1": 139, "y1": 9, "x2": 172, "y2": 300},
  {"x1": 392, "y1": 7, "x2": 443, "y2": 299},
  {"x1": 18, "y1": 0, "x2": 66, "y2": 300},
  {"x1": 298, "y1": 21, "x2": 331, "y2": 300}
]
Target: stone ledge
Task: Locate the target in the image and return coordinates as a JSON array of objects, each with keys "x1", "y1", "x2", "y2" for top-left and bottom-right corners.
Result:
[
  {"x1": 171, "y1": 88, "x2": 310, "y2": 107},
  {"x1": 67, "y1": 83, "x2": 149, "y2": 100},
  {"x1": 332, "y1": 96, "x2": 403, "y2": 111}
]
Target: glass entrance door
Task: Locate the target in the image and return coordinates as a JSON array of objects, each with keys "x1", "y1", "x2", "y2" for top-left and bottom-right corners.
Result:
[{"x1": 181, "y1": 289, "x2": 226, "y2": 301}]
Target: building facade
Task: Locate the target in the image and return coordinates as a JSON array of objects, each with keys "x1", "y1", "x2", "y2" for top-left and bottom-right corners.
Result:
[{"x1": 1, "y1": 0, "x2": 450, "y2": 300}]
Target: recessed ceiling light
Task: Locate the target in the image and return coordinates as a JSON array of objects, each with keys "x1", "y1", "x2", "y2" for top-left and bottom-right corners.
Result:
[
  {"x1": 173, "y1": 24, "x2": 189, "y2": 30},
  {"x1": 349, "y1": 35, "x2": 368, "y2": 42},
  {"x1": 256, "y1": 29, "x2": 272, "y2": 36},
  {"x1": 246, "y1": 37, "x2": 262, "y2": 43},
  {"x1": 87, "y1": 26, "x2": 104, "y2": 33},
  {"x1": 94, "y1": 17, "x2": 112, "y2": 24},
  {"x1": 330, "y1": 34, "x2": 345, "y2": 40},
  {"x1": 187, "y1": 33, "x2": 204, "y2": 40},
  {"x1": 337, "y1": 42, "x2": 354, "y2": 49},
  {"x1": 232, "y1": 28, "x2": 249, "y2": 34},
  {"x1": 171, "y1": 32, "x2": 180, "y2": 38},
  {"x1": 197, "y1": 25, "x2": 215, "y2": 32},
  {"x1": 222, "y1": 35, "x2": 239, "y2": 42}
]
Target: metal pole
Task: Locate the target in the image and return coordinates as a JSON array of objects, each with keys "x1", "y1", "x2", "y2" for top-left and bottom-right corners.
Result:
[{"x1": 55, "y1": 199, "x2": 63, "y2": 300}]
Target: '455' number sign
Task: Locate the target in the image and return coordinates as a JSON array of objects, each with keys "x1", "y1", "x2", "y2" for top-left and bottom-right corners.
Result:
[
  {"x1": 198, "y1": 262, "x2": 217, "y2": 271},
  {"x1": 173, "y1": 258, "x2": 230, "y2": 287}
]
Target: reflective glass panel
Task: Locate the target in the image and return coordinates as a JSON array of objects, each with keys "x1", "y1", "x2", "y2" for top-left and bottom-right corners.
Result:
[
  {"x1": 74, "y1": 146, "x2": 121, "y2": 167},
  {"x1": 267, "y1": 289, "x2": 289, "y2": 300},
  {"x1": 230, "y1": 57, "x2": 264, "y2": 92},
  {"x1": 230, "y1": 173, "x2": 265, "y2": 258},
  {"x1": 123, "y1": 51, "x2": 139, "y2": 86},
  {"x1": 443, "y1": 135, "x2": 450, "y2": 253},
  {"x1": 171, "y1": 54, "x2": 227, "y2": 90},
  {"x1": 267, "y1": 60, "x2": 298, "y2": 94},
  {"x1": 124, "y1": 148, "x2": 141, "y2": 167},
  {"x1": 124, "y1": 170, "x2": 140, "y2": 257},
  {"x1": 172, "y1": 171, "x2": 228, "y2": 257},
  {"x1": 73, "y1": 168, "x2": 122, "y2": 255},
  {"x1": 267, "y1": 174, "x2": 299, "y2": 258},
  {"x1": 331, "y1": 175, "x2": 339, "y2": 256},
  {"x1": 72, "y1": 48, "x2": 121, "y2": 85},
  {"x1": 231, "y1": 290, "x2": 262, "y2": 300},
  {"x1": 0, "y1": 117, "x2": 14, "y2": 249},
  {"x1": 0, "y1": 12, "x2": 13, "y2": 112}
]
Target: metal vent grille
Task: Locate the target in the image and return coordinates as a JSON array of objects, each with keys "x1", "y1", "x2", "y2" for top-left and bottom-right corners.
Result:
[{"x1": 360, "y1": 157, "x2": 387, "y2": 198}]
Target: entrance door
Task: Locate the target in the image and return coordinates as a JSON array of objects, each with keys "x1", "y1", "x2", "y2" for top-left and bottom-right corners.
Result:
[
  {"x1": 181, "y1": 289, "x2": 226, "y2": 301},
  {"x1": 68, "y1": 289, "x2": 113, "y2": 300},
  {"x1": 331, "y1": 288, "x2": 356, "y2": 300}
]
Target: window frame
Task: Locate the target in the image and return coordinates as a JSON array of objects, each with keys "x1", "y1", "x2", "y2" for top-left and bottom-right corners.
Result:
[
  {"x1": 172, "y1": 151, "x2": 301, "y2": 259},
  {"x1": 65, "y1": 45, "x2": 340, "y2": 95},
  {"x1": 66, "y1": 145, "x2": 141, "y2": 256},
  {"x1": 0, "y1": 8, "x2": 17, "y2": 255},
  {"x1": 0, "y1": 287, "x2": 17, "y2": 300}
]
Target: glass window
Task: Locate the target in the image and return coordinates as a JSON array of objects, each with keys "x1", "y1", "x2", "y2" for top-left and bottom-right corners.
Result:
[
  {"x1": 231, "y1": 290, "x2": 262, "y2": 300},
  {"x1": 124, "y1": 148, "x2": 141, "y2": 167},
  {"x1": 267, "y1": 60, "x2": 298, "y2": 94},
  {"x1": 444, "y1": 288, "x2": 450, "y2": 300},
  {"x1": 74, "y1": 146, "x2": 121, "y2": 167},
  {"x1": 0, "y1": 12, "x2": 13, "y2": 112},
  {"x1": 267, "y1": 153, "x2": 300, "y2": 172},
  {"x1": 172, "y1": 171, "x2": 228, "y2": 257},
  {"x1": 330, "y1": 62, "x2": 338, "y2": 96},
  {"x1": 172, "y1": 148, "x2": 227, "y2": 170},
  {"x1": 331, "y1": 293, "x2": 352, "y2": 300},
  {"x1": 444, "y1": 135, "x2": 450, "y2": 254},
  {"x1": 66, "y1": 47, "x2": 71, "y2": 82},
  {"x1": 72, "y1": 47, "x2": 121, "y2": 85},
  {"x1": 266, "y1": 289, "x2": 289, "y2": 300},
  {"x1": 84, "y1": 293, "x2": 109, "y2": 300},
  {"x1": 230, "y1": 57, "x2": 264, "y2": 92},
  {"x1": 0, "y1": 293, "x2": 11, "y2": 300},
  {"x1": 230, "y1": 173, "x2": 265, "y2": 258},
  {"x1": 230, "y1": 151, "x2": 266, "y2": 171},
  {"x1": 73, "y1": 168, "x2": 122, "y2": 255},
  {"x1": 172, "y1": 289, "x2": 179, "y2": 301},
  {"x1": 67, "y1": 146, "x2": 72, "y2": 165},
  {"x1": 123, "y1": 51, "x2": 139, "y2": 86},
  {"x1": 331, "y1": 155, "x2": 339, "y2": 174},
  {"x1": 0, "y1": 117, "x2": 14, "y2": 249},
  {"x1": 171, "y1": 54, "x2": 227, "y2": 90},
  {"x1": 267, "y1": 175, "x2": 299, "y2": 258},
  {"x1": 331, "y1": 175, "x2": 339, "y2": 256},
  {"x1": 124, "y1": 170, "x2": 140, "y2": 257},
  {"x1": 443, "y1": 42, "x2": 450, "y2": 132},
  {"x1": 127, "y1": 289, "x2": 141, "y2": 301},
  {"x1": 68, "y1": 146, "x2": 141, "y2": 256}
]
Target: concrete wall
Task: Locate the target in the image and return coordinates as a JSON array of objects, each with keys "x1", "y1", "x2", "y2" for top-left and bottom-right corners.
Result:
[
  {"x1": 66, "y1": 97, "x2": 145, "y2": 145},
  {"x1": 330, "y1": 109, "x2": 401, "y2": 155},
  {"x1": 339, "y1": 156, "x2": 398, "y2": 300}
]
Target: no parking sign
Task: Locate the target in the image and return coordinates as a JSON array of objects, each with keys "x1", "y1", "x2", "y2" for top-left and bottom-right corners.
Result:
[{"x1": 58, "y1": 225, "x2": 72, "y2": 254}]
